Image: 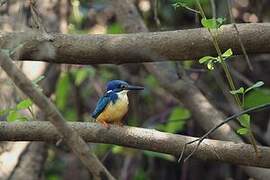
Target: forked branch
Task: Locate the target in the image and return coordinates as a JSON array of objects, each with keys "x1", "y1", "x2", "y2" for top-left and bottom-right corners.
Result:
[{"x1": 179, "y1": 103, "x2": 270, "y2": 162}]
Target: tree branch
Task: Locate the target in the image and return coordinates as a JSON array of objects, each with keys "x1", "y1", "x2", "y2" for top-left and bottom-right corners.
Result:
[
  {"x1": 0, "y1": 23, "x2": 269, "y2": 64},
  {"x1": 0, "y1": 51, "x2": 115, "y2": 180},
  {"x1": 0, "y1": 121, "x2": 270, "y2": 168}
]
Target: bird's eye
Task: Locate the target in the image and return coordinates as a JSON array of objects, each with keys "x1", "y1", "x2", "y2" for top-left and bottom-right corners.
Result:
[{"x1": 120, "y1": 84, "x2": 126, "y2": 89}]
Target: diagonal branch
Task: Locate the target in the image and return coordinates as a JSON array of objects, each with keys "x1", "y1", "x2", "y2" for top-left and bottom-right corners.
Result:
[
  {"x1": 0, "y1": 51, "x2": 115, "y2": 180},
  {"x1": 1, "y1": 121, "x2": 270, "y2": 168}
]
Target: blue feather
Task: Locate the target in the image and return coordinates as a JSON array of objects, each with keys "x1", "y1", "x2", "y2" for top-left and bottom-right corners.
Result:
[{"x1": 91, "y1": 91, "x2": 118, "y2": 118}]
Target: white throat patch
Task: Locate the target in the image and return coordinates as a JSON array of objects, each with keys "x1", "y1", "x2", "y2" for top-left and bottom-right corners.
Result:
[{"x1": 116, "y1": 90, "x2": 129, "y2": 104}]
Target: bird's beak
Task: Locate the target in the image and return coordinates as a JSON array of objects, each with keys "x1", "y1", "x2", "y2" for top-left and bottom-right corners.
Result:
[{"x1": 127, "y1": 85, "x2": 144, "y2": 91}]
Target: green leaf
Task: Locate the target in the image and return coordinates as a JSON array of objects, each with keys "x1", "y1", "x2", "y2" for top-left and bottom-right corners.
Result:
[
  {"x1": 207, "y1": 61, "x2": 215, "y2": 70},
  {"x1": 222, "y1": 48, "x2": 233, "y2": 58},
  {"x1": 230, "y1": 87, "x2": 244, "y2": 95},
  {"x1": 239, "y1": 114, "x2": 250, "y2": 128},
  {"x1": 112, "y1": 145, "x2": 124, "y2": 154},
  {"x1": 237, "y1": 128, "x2": 249, "y2": 135},
  {"x1": 64, "y1": 108, "x2": 78, "y2": 121},
  {"x1": 169, "y1": 107, "x2": 191, "y2": 121},
  {"x1": 201, "y1": 18, "x2": 225, "y2": 29},
  {"x1": 94, "y1": 144, "x2": 112, "y2": 156},
  {"x1": 6, "y1": 111, "x2": 28, "y2": 122},
  {"x1": 244, "y1": 88, "x2": 270, "y2": 108},
  {"x1": 7, "y1": 111, "x2": 19, "y2": 122},
  {"x1": 199, "y1": 56, "x2": 215, "y2": 64},
  {"x1": 156, "y1": 107, "x2": 191, "y2": 133},
  {"x1": 112, "y1": 146, "x2": 137, "y2": 156},
  {"x1": 199, "y1": 56, "x2": 219, "y2": 70},
  {"x1": 47, "y1": 175, "x2": 60, "y2": 180},
  {"x1": 107, "y1": 23, "x2": 124, "y2": 34},
  {"x1": 16, "y1": 99, "x2": 33, "y2": 110},
  {"x1": 245, "y1": 81, "x2": 264, "y2": 93},
  {"x1": 164, "y1": 107, "x2": 191, "y2": 133},
  {"x1": 160, "y1": 121, "x2": 186, "y2": 134},
  {"x1": 56, "y1": 73, "x2": 71, "y2": 110},
  {"x1": 75, "y1": 68, "x2": 90, "y2": 86},
  {"x1": 134, "y1": 168, "x2": 147, "y2": 180}
]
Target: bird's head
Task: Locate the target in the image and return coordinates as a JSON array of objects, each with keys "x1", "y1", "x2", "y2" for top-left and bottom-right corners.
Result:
[{"x1": 106, "y1": 80, "x2": 144, "y2": 93}]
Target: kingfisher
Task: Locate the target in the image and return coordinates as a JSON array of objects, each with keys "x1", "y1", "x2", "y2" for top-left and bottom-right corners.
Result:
[{"x1": 91, "y1": 80, "x2": 144, "y2": 127}]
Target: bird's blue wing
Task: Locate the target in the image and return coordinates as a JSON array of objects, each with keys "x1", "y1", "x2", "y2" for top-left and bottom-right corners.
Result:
[{"x1": 91, "y1": 95, "x2": 111, "y2": 118}]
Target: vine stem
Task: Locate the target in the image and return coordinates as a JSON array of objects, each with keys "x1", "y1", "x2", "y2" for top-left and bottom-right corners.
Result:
[
  {"x1": 195, "y1": 0, "x2": 258, "y2": 155},
  {"x1": 195, "y1": 0, "x2": 240, "y2": 105},
  {"x1": 227, "y1": 0, "x2": 253, "y2": 71}
]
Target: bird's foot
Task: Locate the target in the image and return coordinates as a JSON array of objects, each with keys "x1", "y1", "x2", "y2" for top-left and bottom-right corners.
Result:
[
  {"x1": 115, "y1": 121, "x2": 124, "y2": 127},
  {"x1": 98, "y1": 120, "x2": 110, "y2": 129}
]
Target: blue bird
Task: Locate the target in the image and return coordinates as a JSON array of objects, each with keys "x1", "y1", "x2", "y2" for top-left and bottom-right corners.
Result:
[{"x1": 91, "y1": 80, "x2": 144, "y2": 127}]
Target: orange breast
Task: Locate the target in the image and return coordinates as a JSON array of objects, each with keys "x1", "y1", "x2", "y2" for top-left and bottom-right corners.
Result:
[{"x1": 96, "y1": 91, "x2": 129, "y2": 123}]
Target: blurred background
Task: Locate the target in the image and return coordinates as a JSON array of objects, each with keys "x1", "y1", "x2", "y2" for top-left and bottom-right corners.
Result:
[{"x1": 0, "y1": 0, "x2": 270, "y2": 179}]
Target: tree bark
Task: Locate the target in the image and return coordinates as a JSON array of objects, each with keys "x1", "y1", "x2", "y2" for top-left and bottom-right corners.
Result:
[
  {"x1": 0, "y1": 23, "x2": 269, "y2": 64},
  {"x1": 0, "y1": 121, "x2": 270, "y2": 168}
]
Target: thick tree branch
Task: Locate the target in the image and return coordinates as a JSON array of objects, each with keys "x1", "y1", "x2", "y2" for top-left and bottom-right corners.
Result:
[
  {"x1": 0, "y1": 52, "x2": 115, "y2": 180},
  {"x1": 0, "y1": 23, "x2": 269, "y2": 64},
  {"x1": 0, "y1": 121, "x2": 270, "y2": 168}
]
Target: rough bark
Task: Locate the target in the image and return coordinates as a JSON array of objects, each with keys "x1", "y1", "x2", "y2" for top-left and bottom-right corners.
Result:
[
  {"x1": 0, "y1": 23, "x2": 269, "y2": 64},
  {"x1": 0, "y1": 121, "x2": 270, "y2": 168}
]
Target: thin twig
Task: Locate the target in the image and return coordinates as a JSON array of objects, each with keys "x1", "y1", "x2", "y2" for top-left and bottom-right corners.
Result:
[
  {"x1": 210, "y1": 0, "x2": 216, "y2": 19},
  {"x1": 29, "y1": 0, "x2": 54, "y2": 41},
  {"x1": 178, "y1": 102, "x2": 270, "y2": 162},
  {"x1": 153, "y1": 0, "x2": 161, "y2": 27},
  {"x1": 180, "y1": 4, "x2": 200, "y2": 14},
  {"x1": 227, "y1": 0, "x2": 253, "y2": 71}
]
